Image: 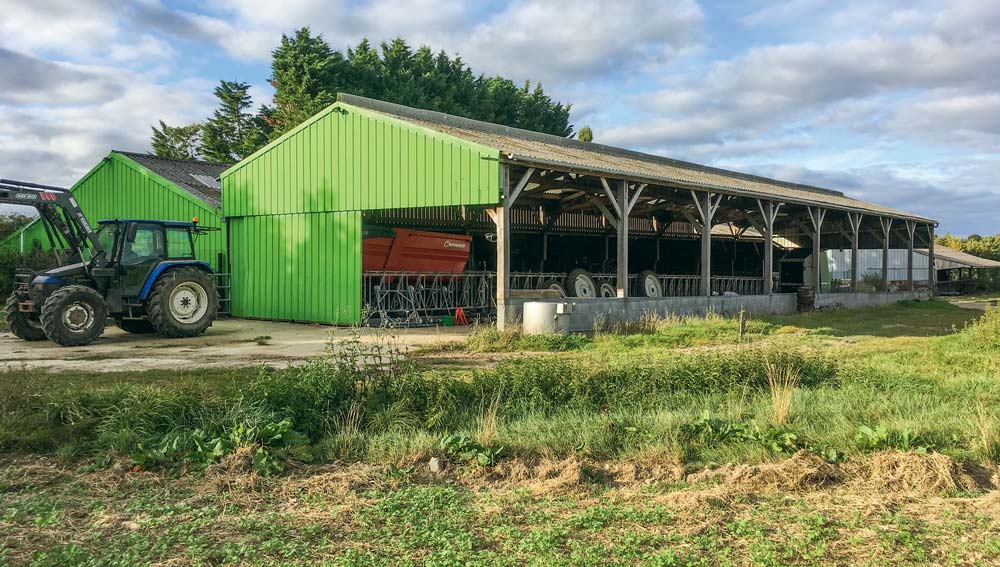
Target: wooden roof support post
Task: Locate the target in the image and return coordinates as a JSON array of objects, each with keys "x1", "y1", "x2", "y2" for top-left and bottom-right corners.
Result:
[
  {"x1": 616, "y1": 180, "x2": 629, "y2": 297},
  {"x1": 756, "y1": 199, "x2": 782, "y2": 295},
  {"x1": 879, "y1": 217, "x2": 892, "y2": 292},
  {"x1": 495, "y1": 165, "x2": 512, "y2": 329},
  {"x1": 618, "y1": 181, "x2": 646, "y2": 297},
  {"x1": 846, "y1": 212, "x2": 863, "y2": 292},
  {"x1": 692, "y1": 190, "x2": 721, "y2": 297},
  {"x1": 807, "y1": 207, "x2": 827, "y2": 294},
  {"x1": 927, "y1": 224, "x2": 936, "y2": 295},
  {"x1": 906, "y1": 220, "x2": 917, "y2": 292}
]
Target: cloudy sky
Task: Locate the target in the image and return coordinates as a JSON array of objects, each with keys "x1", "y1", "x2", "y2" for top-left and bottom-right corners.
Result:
[{"x1": 1, "y1": 0, "x2": 998, "y2": 235}]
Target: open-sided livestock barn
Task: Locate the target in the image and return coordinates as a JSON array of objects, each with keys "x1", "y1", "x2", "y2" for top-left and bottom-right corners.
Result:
[{"x1": 221, "y1": 93, "x2": 937, "y2": 328}]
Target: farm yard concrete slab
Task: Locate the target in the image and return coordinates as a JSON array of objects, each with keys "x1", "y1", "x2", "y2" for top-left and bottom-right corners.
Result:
[{"x1": 0, "y1": 319, "x2": 471, "y2": 373}]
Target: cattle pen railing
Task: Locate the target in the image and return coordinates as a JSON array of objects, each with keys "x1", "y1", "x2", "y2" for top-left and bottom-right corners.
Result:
[{"x1": 362, "y1": 271, "x2": 766, "y2": 323}]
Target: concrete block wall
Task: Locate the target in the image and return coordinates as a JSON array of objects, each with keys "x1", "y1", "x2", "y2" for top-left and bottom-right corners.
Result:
[
  {"x1": 506, "y1": 291, "x2": 932, "y2": 334},
  {"x1": 815, "y1": 290, "x2": 930, "y2": 310}
]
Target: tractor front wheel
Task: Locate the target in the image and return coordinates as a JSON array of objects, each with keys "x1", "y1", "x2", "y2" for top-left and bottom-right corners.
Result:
[
  {"x1": 5, "y1": 292, "x2": 46, "y2": 341},
  {"x1": 147, "y1": 267, "x2": 217, "y2": 338},
  {"x1": 39, "y1": 285, "x2": 108, "y2": 346}
]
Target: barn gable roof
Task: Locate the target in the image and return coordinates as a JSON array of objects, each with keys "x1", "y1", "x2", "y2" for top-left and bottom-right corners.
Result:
[
  {"x1": 115, "y1": 151, "x2": 230, "y2": 208},
  {"x1": 337, "y1": 93, "x2": 934, "y2": 224}
]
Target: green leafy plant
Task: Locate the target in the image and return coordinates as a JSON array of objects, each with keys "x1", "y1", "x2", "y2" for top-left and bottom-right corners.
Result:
[
  {"x1": 132, "y1": 418, "x2": 311, "y2": 475},
  {"x1": 855, "y1": 425, "x2": 932, "y2": 454},
  {"x1": 680, "y1": 412, "x2": 801, "y2": 454},
  {"x1": 438, "y1": 434, "x2": 503, "y2": 467}
]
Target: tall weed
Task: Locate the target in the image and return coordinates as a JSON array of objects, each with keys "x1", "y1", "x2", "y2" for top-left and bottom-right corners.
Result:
[{"x1": 965, "y1": 307, "x2": 1000, "y2": 350}]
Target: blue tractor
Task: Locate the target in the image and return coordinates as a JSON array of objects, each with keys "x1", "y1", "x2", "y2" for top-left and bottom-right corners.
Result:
[{"x1": 2, "y1": 179, "x2": 218, "y2": 346}]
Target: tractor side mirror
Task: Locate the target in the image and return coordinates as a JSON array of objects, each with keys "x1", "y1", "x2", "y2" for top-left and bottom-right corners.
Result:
[{"x1": 125, "y1": 223, "x2": 138, "y2": 243}]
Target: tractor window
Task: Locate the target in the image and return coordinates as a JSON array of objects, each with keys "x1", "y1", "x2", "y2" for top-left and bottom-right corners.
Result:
[
  {"x1": 166, "y1": 228, "x2": 195, "y2": 259},
  {"x1": 121, "y1": 224, "x2": 165, "y2": 265},
  {"x1": 96, "y1": 225, "x2": 117, "y2": 254}
]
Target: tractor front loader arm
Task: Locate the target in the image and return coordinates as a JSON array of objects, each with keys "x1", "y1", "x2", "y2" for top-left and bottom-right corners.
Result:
[{"x1": 0, "y1": 179, "x2": 107, "y2": 268}]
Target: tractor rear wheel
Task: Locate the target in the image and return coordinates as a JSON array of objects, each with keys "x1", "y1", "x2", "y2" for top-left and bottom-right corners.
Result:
[
  {"x1": 638, "y1": 270, "x2": 663, "y2": 298},
  {"x1": 5, "y1": 292, "x2": 46, "y2": 341},
  {"x1": 565, "y1": 269, "x2": 597, "y2": 298},
  {"x1": 117, "y1": 319, "x2": 155, "y2": 334},
  {"x1": 147, "y1": 267, "x2": 217, "y2": 338},
  {"x1": 40, "y1": 285, "x2": 108, "y2": 346},
  {"x1": 538, "y1": 279, "x2": 567, "y2": 297}
]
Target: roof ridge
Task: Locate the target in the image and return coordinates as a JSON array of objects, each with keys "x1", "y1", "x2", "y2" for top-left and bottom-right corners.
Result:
[
  {"x1": 113, "y1": 150, "x2": 233, "y2": 169},
  {"x1": 336, "y1": 93, "x2": 846, "y2": 199}
]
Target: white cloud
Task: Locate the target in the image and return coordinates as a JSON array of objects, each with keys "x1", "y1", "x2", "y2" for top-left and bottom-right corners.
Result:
[
  {"x1": 740, "y1": 161, "x2": 1000, "y2": 235},
  {"x1": 180, "y1": 0, "x2": 703, "y2": 85},
  {"x1": 0, "y1": 61, "x2": 215, "y2": 187},
  {"x1": 0, "y1": 0, "x2": 120, "y2": 56},
  {"x1": 887, "y1": 91, "x2": 1000, "y2": 145},
  {"x1": 2, "y1": 0, "x2": 1000, "y2": 235},
  {"x1": 459, "y1": 0, "x2": 703, "y2": 83}
]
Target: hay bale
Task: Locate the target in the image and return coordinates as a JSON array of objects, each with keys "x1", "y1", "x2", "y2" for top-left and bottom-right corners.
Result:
[
  {"x1": 202, "y1": 446, "x2": 264, "y2": 493},
  {"x1": 278, "y1": 462, "x2": 386, "y2": 498},
  {"x1": 686, "y1": 450, "x2": 840, "y2": 492},
  {"x1": 848, "y1": 451, "x2": 982, "y2": 494}
]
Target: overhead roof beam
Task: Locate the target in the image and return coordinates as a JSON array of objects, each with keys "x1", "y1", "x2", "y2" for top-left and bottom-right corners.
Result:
[{"x1": 498, "y1": 156, "x2": 932, "y2": 225}]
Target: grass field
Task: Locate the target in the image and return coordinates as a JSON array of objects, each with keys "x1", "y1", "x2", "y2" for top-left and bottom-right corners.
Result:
[{"x1": 2, "y1": 300, "x2": 999, "y2": 566}]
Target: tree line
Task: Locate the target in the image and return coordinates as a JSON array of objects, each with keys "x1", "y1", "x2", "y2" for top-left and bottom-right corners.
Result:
[
  {"x1": 937, "y1": 233, "x2": 1000, "y2": 261},
  {"x1": 152, "y1": 28, "x2": 591, "y2": 163},
  {"x1": 937, "y1": 232, "x2": 1000, "y2": 291}
]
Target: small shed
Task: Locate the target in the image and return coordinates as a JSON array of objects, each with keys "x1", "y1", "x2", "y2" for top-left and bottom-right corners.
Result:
[
  {"x1": 3, "y1": 151, "x2": 229, "y2": 271},
  {"x1": 916, "y1": 246, "x2": 1000, "y2": 294}
]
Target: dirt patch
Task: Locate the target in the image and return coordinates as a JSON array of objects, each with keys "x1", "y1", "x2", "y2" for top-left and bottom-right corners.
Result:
[
  {"x1": 0, "y1": 457, "x2": 69, "y2": 491},
  {"x1": 844, "y1": 451, "x2": 992, "y2": 494},
  {"x1": 685, "y1": 450, "x2": 840, "y2": 492}
]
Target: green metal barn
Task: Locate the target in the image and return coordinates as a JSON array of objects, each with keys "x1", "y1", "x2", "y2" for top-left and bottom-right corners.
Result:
[
  {"x1": 223, "y1": 93, "x2": 937, "y2": 328},
  {"x1": 221, "y1": 97, "x2": 500, "y2": 324},
  {"x1": 3, "y1": 151, "x2": 229, "y2": 271}
]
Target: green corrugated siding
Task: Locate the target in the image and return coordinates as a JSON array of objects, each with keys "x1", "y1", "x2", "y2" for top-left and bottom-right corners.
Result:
[
  {"x1": 222, "y1": 103, "x2": 500, "y2": 217},
  {"x1": 228, "y1": 212, "x2": 360, "y2": 323},
  {"x1": 2, "y1": 219, "x2": 47, "y2": 252},
  {"x1": 5, "y1": 154, "x2": 225, "y2": 270},
  {"x1": 221, "y1": 102, "x2": 500, "y2": 324}
]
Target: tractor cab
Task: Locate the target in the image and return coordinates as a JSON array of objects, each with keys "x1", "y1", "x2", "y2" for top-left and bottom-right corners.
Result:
[{"x1": 93, "y1": 219, "x2": 205, "y2": 297}]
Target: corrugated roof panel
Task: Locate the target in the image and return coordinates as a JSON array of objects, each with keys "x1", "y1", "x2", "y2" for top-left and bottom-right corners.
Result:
[
  {"x1": 116, "y1": 151, "x2": 230, "y2": 208},
  {"x1": 916, "y1": 246, "x2": 1000, "y2": 269},
  {"x1": 337, "y1": 93, "x2": 934, "y2": 224}
]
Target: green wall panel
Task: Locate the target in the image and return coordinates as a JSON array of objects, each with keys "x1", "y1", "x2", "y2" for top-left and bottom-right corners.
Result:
[
  {"x1": 228, "y1": 211, "x2": 361, "y2": 324},
  {"x1": 1, "y1": 219, "x2": 47, "y2": 253},
  {"x1": 222, "y1": 103, "x2": 500, "y2": 217},
  {"x1": 4, "y1": 153, "x2": 226, "y2": 270}
]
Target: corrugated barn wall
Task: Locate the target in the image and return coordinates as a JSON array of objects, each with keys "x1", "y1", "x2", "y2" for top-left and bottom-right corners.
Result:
[
  {"x1": 221, "y1": 103, "x2": 500, "y2": 324},
  {"x1": 4, "y1": 153, "x2": 226, "y2": 270},
  {"x1": 826, "y1": 249, "x2": 930, "y2": 283}
]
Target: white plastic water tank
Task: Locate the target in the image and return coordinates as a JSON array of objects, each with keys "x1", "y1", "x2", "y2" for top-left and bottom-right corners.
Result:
[{"x1": 522, "y1": 301, "x2": 566, "y2": 335}]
